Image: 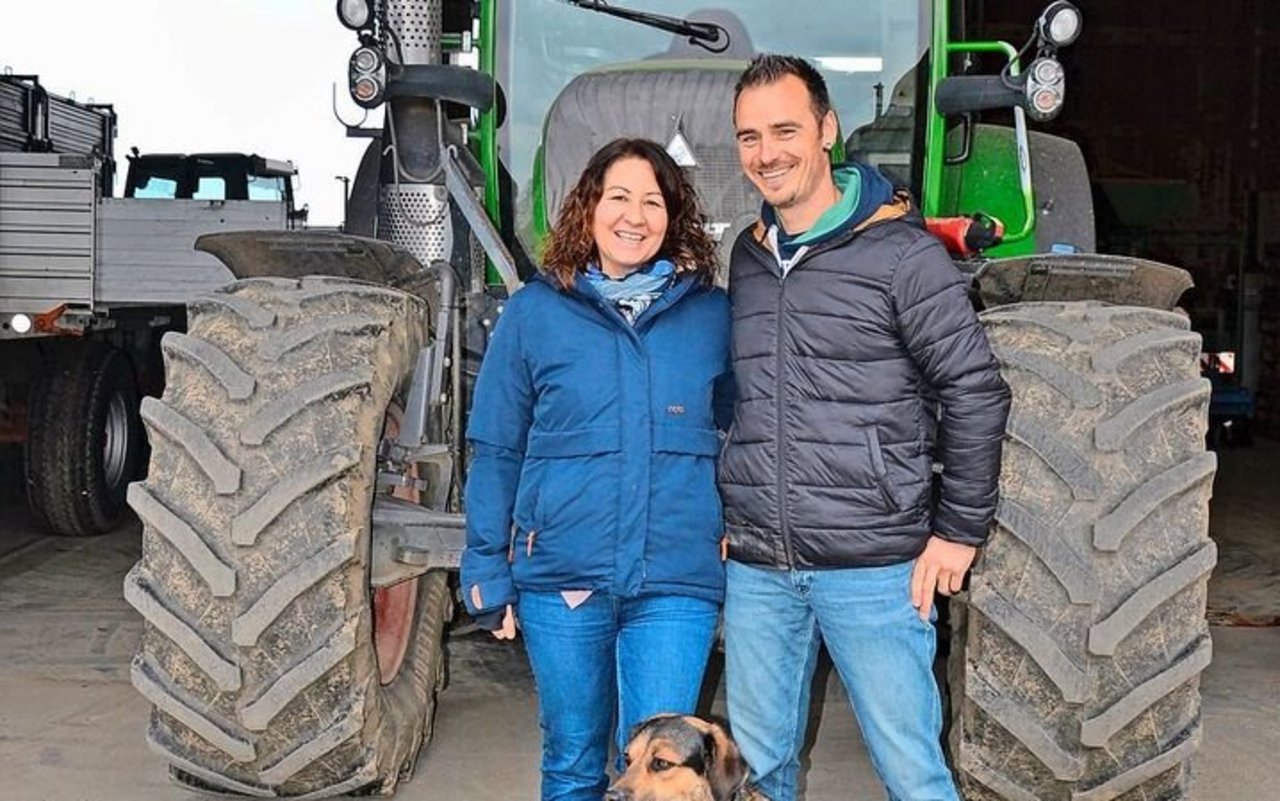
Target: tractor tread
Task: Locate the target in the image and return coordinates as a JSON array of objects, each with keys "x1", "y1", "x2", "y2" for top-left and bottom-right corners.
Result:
[
  {"x1": 161, "y1": 332, "x2": 255, "y2": 400},
  {"x1": 956, "y1": 300, "x2": 1215, "y2": 801},
  {"x1": 230, "y1": 446, "x2": 362, "y2": 546},
  {"x1": 127, "y1": 276, "x2": 444, "y2": 795},
  {"x1": 126, "y1": 485, "x2": 235, "y2": 597},
  {"x1": 1093, "y1": 453, "x2": 1217, "y2": 551},
  {"x1": 995, "y1": 498, "x2": 1095, "y2": 604},
  {"x1": 190, "y1": 294, "x2": 276, "y2": 329},
  {"x1": 239, "y1": 370, "x2": 373, "y2": 446},
  {"x1": 258, "y1": 314, "x2": 389, "y2": 362},
  {"x1": 1095, "y1": 378, "x2": 1210, "y2": 452},
  {"x1": 1007, "y1": 416, "x2": 1103, "y2": 500},
  {"x1": 231, "y1": 539, "x2": 356, "y2": 646},
  {"x1": 240, "y1": 620, "x2": 359, "y2": 731},
  {"x1": 131, "y1": 655, "x2": 253, "y2": 761},
  {"x1": 1081, "y1": 636, "x2": 1212, "y2": 747},
  {"x1": 124, "y1": 567, "x2": 239, "y2": 690},
  {"x1": 966, "y1": 670, "x2": 1082, "y2": 780},
  {"x1": 140, "y1": 397, "x2": 242, "y2": 494},
  {"x1": 1087, "y1": 543, "x2": 1216, "y2": 656}
]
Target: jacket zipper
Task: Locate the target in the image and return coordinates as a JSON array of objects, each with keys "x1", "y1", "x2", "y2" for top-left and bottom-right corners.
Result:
[{"x1": 775, "y1": 271, "x2": 795, "y2": 569}]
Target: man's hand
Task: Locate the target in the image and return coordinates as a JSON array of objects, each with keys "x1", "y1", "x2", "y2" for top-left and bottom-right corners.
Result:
[
  {"x1": 492, "y1": 604, "x2": 517, "y2": 640},
  {"x1": 910, "y1": 536, "x2": 978, "y2": 621}
]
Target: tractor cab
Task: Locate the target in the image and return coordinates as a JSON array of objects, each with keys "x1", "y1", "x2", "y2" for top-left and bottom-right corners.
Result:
[{"x1": 494, "y1": 1, "x2": 931, "y2": 256}]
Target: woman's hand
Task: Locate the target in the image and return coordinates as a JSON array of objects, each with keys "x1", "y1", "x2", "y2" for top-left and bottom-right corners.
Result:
[{"x1": 492, "y1": 604, "x2": 517, "y2": 640}]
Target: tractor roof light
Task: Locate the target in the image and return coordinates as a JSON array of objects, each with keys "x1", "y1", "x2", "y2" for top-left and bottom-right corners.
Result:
[
  {"x1": 337, "y1": 0, "x2": 372, "y2": 31},
  {"x1": 353, "y1": 47, "x2": 380, "y2": 73},
  {"x1": 353, "y1": 76, "x2": 382, "y2": 105},
  {"x1": 349, "y1": 46, "x2": 385, "y2": 108},
  {"x1": 1038, "y1": 1, "x2": 1082, "y2": 48},
  {"x1": 1025, "y1": 56, "x2": 1066, "y2": 121},
  {"x1": 1030, "y1": 86, "x2": 1064, "y2": 119},
  {"x1": 1031, "y1": 57, "x2": 1064, "y2": 86}
]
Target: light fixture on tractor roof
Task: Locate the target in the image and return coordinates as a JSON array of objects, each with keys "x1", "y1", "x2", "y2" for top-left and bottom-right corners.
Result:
[
  {"x1": 349, "y1": 46, "x2": 385, "y2": 108},
  {"x1": 1026, "y1": 56, "x2": 1065, "y2": 120},
  {"x1": 337, "y1": 0, "x2": 373, "y2": 31},
  {"x1": 1038, "y1": 1, "x2": 1082, "y2": 48}
]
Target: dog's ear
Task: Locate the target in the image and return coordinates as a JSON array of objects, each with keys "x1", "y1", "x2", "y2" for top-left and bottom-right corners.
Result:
[{"x1": 707, "y1": 723, "x2": 750, "y2": 801}]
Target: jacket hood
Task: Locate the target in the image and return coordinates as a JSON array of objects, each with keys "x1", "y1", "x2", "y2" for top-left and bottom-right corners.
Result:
[
  {"x1": 759, "y1": 162, "x2": 898, "y2": 258},
  {"x1": 754, "y1": 166, "x2": 913, "y2": 259}
]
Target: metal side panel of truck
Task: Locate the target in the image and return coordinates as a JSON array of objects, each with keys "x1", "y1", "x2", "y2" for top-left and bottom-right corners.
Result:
[{"x1": 0, "y1": 151, "x2": 286, "y2": 316}]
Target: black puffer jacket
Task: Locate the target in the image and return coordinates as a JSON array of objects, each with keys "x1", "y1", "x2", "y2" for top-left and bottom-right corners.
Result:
[{"x1": 719, "y1": 198, "x2": 1011, "y2": 568}]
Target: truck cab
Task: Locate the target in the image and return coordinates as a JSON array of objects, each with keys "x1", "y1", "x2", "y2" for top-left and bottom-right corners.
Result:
[{"x1": 124, "y1": 151, "x2": 307, "y2": 226}]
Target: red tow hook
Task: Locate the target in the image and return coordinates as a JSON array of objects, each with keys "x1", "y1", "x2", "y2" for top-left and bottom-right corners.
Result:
[{"x1": 925, "y1": 213, "x2": 1005, "y2": 258}]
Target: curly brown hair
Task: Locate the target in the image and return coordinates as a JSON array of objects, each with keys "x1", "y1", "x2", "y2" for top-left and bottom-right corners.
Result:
[{"x1": 541, "y1": 138, "x2": 718, "y2": 290}]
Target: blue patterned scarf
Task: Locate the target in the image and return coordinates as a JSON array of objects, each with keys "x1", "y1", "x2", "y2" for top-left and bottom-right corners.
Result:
[{"x1": 585, "y1": 259, "x2": 676, "y2": 324}]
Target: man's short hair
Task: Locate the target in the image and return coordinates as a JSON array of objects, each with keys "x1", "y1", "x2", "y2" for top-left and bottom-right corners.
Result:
[{"x1": 734, "y1": 54, "x2": 833, "y2": 122}]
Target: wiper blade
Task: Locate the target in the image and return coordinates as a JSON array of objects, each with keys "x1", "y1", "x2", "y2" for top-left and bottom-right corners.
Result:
[{"x1": 558, "y1": 0, "x2": 730, "y2": 53}]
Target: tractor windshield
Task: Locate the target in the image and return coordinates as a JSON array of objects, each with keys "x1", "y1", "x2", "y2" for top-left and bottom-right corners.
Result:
[{"x1": 496, "y1": 0, "x2": 930, "y2": 248}]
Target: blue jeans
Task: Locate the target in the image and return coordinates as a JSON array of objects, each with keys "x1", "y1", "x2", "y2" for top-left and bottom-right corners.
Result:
[
  {"x1": 724, "y1": 560, "x2": 959, "y2": 801},
  {"x1": 517, "y1": 590, "x2": 719, "y2": 801}
]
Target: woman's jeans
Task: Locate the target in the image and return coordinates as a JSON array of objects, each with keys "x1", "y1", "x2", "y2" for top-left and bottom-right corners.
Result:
[
  {"x1": 517, "y1": 590, "x2": 719, "y2": 801},
  {"x1": 724, "y1": 559, "x2": 960, "y2": 801}
]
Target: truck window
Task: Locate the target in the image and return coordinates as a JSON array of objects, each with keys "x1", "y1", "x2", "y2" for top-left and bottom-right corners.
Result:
[
  {"x1": 133, "y1": 176, "x2": 178, "y2": 199},
  {"x1": 192, "y1": 175, "x2": 228, "y2": 200},
  {"x1": 247, "y1": 174, "x2": 286, "y2": 201}
]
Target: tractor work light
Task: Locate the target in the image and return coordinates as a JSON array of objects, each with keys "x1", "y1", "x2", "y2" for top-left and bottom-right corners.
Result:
[
  {"x1": 337, "y1": 0, "x2": 372, "y2": 30},
  {"x1": 1025, "y1": 56, "x2": 1066, "y2": 121},
  {"x1": 1031, "y1": 57, "x2": 1064, "y2": 86},
  {"x1": 1038, "y1": 1, "x2": 1082, "y2": 48},
  {"x1": 353, "y1": 76, "x2": 381, "y2": 104},
  {"x1": 1031, "y1": 87, "x2": 1063, "y2": 117},
  {"x1": 10, "y1": 313, "x2": 32, "y2": 334},
  {"x1": 349, "y1": 46, "x2": 385, "y2": 108},
  {"x1": 353, "y1": 48, "x2": 380, "y2": 73}
]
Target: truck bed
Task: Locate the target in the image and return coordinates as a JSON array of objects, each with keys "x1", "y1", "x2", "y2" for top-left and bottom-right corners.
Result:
[{"x1": 0, "y1": 152, "x2": 286, "y2": 315}]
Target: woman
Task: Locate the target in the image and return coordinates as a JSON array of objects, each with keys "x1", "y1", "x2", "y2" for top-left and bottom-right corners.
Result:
[{"x1": 461, "y1": 138, "x2": 732, "y2": 801}]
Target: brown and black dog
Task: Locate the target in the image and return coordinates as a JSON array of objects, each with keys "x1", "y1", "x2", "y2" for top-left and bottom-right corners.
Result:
[{"x1": 605, "y1": 714, "x2": 771, "y2": 801}]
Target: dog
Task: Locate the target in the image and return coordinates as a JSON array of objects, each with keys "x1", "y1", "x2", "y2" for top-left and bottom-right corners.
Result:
[{"x1": 605, "y1": 714, "x2": 771, "y2": 801}]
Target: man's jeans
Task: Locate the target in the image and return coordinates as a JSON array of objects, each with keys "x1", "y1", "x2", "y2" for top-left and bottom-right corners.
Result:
[
  {"x1": 724, "y1": 560, "x2": 959, "y2": 801},
  {"x1": 517, "y1": 590, "x2": 719, "y2": 801}
]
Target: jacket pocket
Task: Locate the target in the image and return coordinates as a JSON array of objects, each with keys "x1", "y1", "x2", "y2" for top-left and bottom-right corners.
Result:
[
  {"x1": 864, "y1": 426, "x2": 902, "y2": 513},
  {"x1": 652, "y1": 426, "x2": 721, "y2": 456},
  {"x1": 522, "y1": 427, "x2": 622, "y2": 539},
  {"x1": 652, "y1": 426, "x2": 724, "y2": 545},
  {"x1": 526, "y1": 427, "x2": 622, "y2": 458}
]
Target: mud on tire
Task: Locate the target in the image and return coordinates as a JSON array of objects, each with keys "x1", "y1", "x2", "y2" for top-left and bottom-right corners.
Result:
[
  {"x1": 951, "y1": 302, "x2": 1217, "y2": 801},
  {"x1": 125, "y1": 276, "x2": 448, "y2": 797}
]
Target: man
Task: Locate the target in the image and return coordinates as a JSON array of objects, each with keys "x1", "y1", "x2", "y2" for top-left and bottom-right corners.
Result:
[{"x1": 718, "y1": 54, "x2": 1011, "y2": 801}]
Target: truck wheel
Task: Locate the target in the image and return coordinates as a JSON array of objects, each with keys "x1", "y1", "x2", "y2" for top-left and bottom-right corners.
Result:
[
  {"x1": 126, "y1": 276, "x2": 451, "y2": 797},
  {"x1": 951, "y1": 302, "x2": 1216, "y2": 801},
  {"x1": 25, "y1": 341, "x2": 146, "y2": 536}
]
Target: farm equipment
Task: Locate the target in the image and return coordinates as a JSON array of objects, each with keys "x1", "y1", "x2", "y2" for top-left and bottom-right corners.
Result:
[
  {"x1": 0, "y1": 73, "x2": 302, "y2": 536},
  {"x1": 125, "y1": 2, "x2": 1217, "y2": 799}
]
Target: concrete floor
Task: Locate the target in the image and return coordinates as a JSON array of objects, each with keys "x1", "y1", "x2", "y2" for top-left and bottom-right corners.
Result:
[{"x1": 0, "y1": 441, "x2": 1277, "y2": 801}]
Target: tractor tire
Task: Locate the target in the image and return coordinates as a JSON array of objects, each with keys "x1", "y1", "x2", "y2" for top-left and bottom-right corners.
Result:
[
  {"x1": 951, "y1": 302, "x2": 1217, "y2": 801},
  {"x1": 26, "y1": 340, "x2": 146, "y2": 536},
  {"x1": 125, "y1": 276, "x2": 452, "y2": 797}
]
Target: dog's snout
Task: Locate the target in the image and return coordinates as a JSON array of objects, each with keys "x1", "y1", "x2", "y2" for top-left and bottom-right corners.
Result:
[{"x1": 604, "y1": 788, "x2": 630, "y2": 801}]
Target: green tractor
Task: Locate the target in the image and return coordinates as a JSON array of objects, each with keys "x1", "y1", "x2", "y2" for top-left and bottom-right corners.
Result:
[{"x1": 124, "y1": 1, "x2": 1216, "y2": 799}]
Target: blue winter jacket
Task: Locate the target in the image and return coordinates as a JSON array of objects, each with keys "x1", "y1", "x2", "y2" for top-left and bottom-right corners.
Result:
[{"x1": 461, "y1": 270, "x2": 733, "y2": 618}]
